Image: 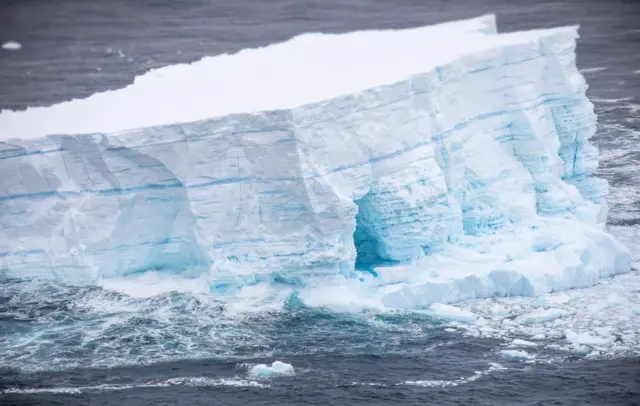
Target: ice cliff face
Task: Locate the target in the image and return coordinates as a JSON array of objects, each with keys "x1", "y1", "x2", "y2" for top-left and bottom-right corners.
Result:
[{"x1": 0, "y1": 15, "x2": 631, "y2": 306}]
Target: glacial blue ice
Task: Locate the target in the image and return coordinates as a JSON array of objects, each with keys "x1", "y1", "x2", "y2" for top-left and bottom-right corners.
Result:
[
  {"x1": 249, "y1": 361, "x2": 295, "y2": 378},
  {"x1": 0, "y1": 14, "x2": 632, "y2": 308}
]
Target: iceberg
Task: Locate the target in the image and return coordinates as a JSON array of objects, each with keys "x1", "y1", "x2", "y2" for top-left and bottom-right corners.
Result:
[
  {"x1": 1, "y1": 41, "x2": 22, "y2": 51},
  {"x1": 0, "y1": 15, "x2": 631, "y2": 307},
  {"x1": 248, "y1": 361, "x2": 295, "y2": 378}
]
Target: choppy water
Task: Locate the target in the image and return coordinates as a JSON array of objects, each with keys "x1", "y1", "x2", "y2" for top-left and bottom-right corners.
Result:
[{"x1": 1, "y1": 0, "x2": 640, "y2": 405}]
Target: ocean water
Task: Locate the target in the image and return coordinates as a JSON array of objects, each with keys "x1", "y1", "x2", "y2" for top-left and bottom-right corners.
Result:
[{"x1": 1, "y1": 0, "x2": 640, "y2": 405}]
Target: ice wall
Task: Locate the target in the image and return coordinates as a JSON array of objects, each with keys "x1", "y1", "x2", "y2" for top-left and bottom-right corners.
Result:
[{"x1": 0, "y1": 15, "x2": 631, "y2": 304}]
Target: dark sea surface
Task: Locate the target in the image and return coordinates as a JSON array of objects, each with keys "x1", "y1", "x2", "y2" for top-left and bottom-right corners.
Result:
[{"x1": 1, "y1": 0, "x2": 640, "y2": 405}]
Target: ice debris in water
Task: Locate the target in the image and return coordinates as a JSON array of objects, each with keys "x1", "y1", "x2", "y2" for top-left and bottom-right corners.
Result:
[
  {"x1": 404, "y1": 363, "x2": 505, "y2": 388},
  {"x1": 2, "y1": 41, "x2": 22, "y2": 51},
  {"x1": 565, "y1": 330, "x2": 612, "y2": 346},
  {"x1": 249, "y1": 361, "x2": 295, "y2": 378},
  {"x1": 531, "y1": 294, "x2": 571, "y2": 308},
  {"x1": 442, "y1": 268, "x2": 640, "y2": 361},
  {"x1": 586, "y1": 295, "x2": 629, "y2": 312},
  {"x1": 2, "y1": 377, "x2": 269, "y2": 394},
  {"x1": 509, "y1": 339, "x2": 538, "y2": 348},
  {"x1": 415, "y1": 303, "x2": 477, "y2": 323},
  {"x1": 518, "y1": 308, "x2": 568, "y2": 325},
  {"x1": 500, "y1": 349, "x2": 535, "y2": 361}
]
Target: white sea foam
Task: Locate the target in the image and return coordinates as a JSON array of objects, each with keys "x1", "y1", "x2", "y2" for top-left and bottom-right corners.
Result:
[
  {"x1": 403, "y1": 362, "x2": 505, "y2": 387},
  {"x1": 579, "y1": 67, "x2": 607, "y2": 74},
  {"x1": 1, "y1": 377, "x2": 268, "y2": 394}
]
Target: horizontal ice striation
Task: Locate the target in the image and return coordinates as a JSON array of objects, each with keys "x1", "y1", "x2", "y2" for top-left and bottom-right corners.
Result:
[{"x1": 0, "y1": 15, "x2": 631, "y2": 305}]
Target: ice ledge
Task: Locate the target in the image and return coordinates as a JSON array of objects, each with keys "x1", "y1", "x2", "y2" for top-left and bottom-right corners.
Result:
[{"x1": 375, "y1": 218, "x2": 632, "y2": 308}]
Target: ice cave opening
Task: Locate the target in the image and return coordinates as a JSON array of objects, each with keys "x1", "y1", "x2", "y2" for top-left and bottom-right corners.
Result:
[{"x1": 353, "y1": 195, "x2": 399, "y2": 273}]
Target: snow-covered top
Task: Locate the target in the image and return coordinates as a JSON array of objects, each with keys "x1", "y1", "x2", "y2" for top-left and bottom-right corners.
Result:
[{"x1": 0, "y1": 14, "x2": 576, "y2": 140}]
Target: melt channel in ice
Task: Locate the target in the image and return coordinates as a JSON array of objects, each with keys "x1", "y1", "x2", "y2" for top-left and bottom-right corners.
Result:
[{"x1": 0, "y1": 14, "x2": 631, "y2": 309}]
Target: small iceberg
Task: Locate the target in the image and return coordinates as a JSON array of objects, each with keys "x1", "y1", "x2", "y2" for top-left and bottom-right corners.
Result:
[
  {"x1": 500, "y1": 349, "x2": 535, "y2": 361},
  {"x1": 565, "y1": 330, "x2": 612, "y2": 346},
  {"x1": 509, "y1": 339, "x2": 538, "y2": 348},
  {"x1": 2, "y1": 41, "x2": 22, "y2": 51},
  {"x1": 249, "y1": 361, "x2": 294, "y2": 378}
]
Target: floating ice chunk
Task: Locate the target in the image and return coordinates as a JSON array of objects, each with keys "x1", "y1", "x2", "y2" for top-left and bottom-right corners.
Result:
[
  {"x1": 510, "y1": 339, "x2": 538, "y2": 348},
  {"x1": 479, "y1": 326, "x2": 501, "y2": 336},
  {"x1": 373, "y1": 266, "x2": 412, "y2": 284},
  {"x1": 604, "y1": 295, "x2": 630, "y2": 307},
  {"x1": 565, "y1": 330, "x2": 612, "y2": 346},
  {"x1": 613, "y1": 345, "x2": 630, "y2": 353},
  {"x1": 586, "y1": 295, "x2": 630, "y2": 312},
  {"x1": 500, "y1": 349, "x2": 535, "y2": 360},
  {"x1": 1, "y1": 41, "x2": 21, "y2": 51},
  {"x1": 587, "y1": 350, "x2": 602, "y2": 358},
  {"x1": 593, "y1": 326, "x2": 613, "y2": 338},
  {"x1": 532, "y1": 294, "x2": 571, "y2": 308},
  {"x1": 489, "y1": 304, "x2": 510, "y2": 317},
  {"x1": 417, "y1": 303, "x2": 477, "y2": 323},
  {"x1": 518, "y1": 308, "x2": 567, "y2": 325},
  {"x1": 573, "y1": 344, "x2": 592, "y2": 353},
  {"x1": 249, "y1": 361, "x2": 294, "y2": 378},
  {"x1": 502, "y1": 319, "x2": 519, "y2": 327}
]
